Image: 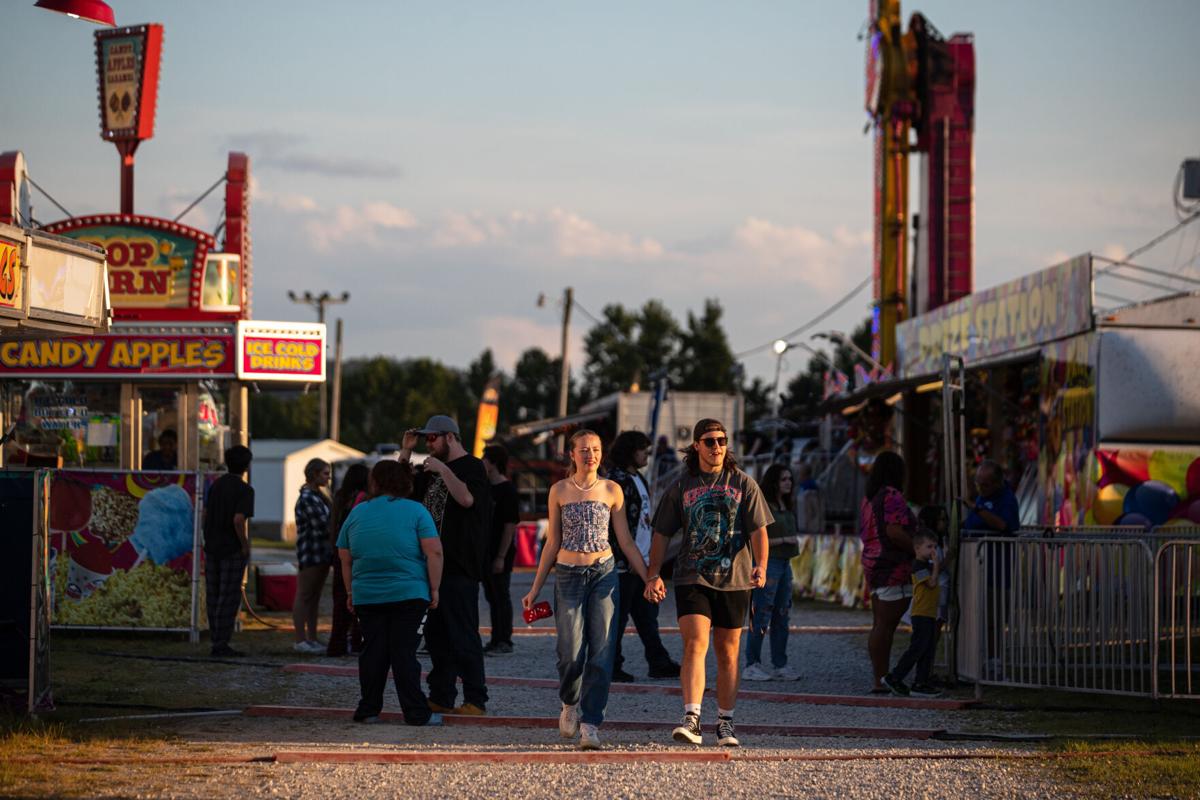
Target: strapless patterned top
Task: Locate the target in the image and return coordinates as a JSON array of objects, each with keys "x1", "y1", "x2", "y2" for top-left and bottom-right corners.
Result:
[{"x1": 560, "y1": 500, "x2": 612, "y2": 553}]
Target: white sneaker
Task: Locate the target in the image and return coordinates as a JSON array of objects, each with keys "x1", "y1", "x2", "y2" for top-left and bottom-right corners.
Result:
[
  {"x1": 294, "y1": 640, "x2": 322, "y2": 654},
  {"x1": 772, "y1": 665, "x2": 802, "y2": 681},
  {"x1": 578, "y1": 723, "x2": 600, "y2": 750},
  {"x1": 742, "y1": 662, "x2": 773, "y2": 681},
  {"x1": 559, "y1": 703, "x2": 580, "y2": 739}
]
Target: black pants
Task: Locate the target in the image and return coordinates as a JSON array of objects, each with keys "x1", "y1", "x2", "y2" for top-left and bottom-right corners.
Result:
[
  {"x1": 614, "y1": 570, "x2": 674, "y2": 673},
  {"x1": 425, "y1": 573, "x2": 488, "y2": 709},
  {"x1": 482, "y1": 569, "x2": 513, "y2": 646},
  {"x1": 888, "y1": 615, "x2": 937, "y2": 685},
  {"x1": 204, "y1": 552, "x2": 245, "y2": 650},
  {"x1": 329, "y1": 564, "x2": 363, "y2": 655},
  {"x1": 355, "y1": 599, "x2": 432, "y2": 724}
]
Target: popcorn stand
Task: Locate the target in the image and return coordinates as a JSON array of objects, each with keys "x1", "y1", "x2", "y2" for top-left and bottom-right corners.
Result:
[{"x1": 0, "y1": 21, "x2": 326, "y2": 713}]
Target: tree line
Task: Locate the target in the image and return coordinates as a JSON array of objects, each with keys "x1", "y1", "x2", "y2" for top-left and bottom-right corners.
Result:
[{"x1": 250, "y1": 298, "x2": 873, "y2": 453}]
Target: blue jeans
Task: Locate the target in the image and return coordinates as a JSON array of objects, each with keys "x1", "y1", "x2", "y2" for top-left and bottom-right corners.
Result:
[
  {"x1": 554, "y1": 557, "x2": 618, "y2": 726},
  {"x1": 746, "y1": 557, "x2": 793, "y2": 669}
]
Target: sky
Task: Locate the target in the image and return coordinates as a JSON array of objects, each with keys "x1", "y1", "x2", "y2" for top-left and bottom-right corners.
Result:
[{"x1": 4, "y1": 1, "x2": 1199, "y2": 387}]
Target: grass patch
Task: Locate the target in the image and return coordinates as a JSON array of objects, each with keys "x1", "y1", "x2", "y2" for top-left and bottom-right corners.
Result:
[
  {"x1": 0, "y1": 714, "x2": 165, "y2": 797},
  {"x1": 971, "y1": 685, "x2": 1200, "y2": 739},
  {"x1": 1045, "y1": 740, "x2": 1200, "y2": 799}
]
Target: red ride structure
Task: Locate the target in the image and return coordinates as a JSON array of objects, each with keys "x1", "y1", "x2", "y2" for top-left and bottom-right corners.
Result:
[{"x1": 864, "y1": 1, "x2": 975, "y2": 368}]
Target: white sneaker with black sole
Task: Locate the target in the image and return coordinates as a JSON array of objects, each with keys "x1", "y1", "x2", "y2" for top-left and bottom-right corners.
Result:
[
  {"x1": 672, "y1": 712, "x2": 703, "y2": 745},
  {"x1": 559, "y1": 703, "x2": 580, "y2": 739},
  {"x1": 716, "y1": 717, "x2": 739, "y2": 747}
]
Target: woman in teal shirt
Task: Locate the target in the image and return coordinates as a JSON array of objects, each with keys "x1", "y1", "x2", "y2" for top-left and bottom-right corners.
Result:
[{"x1": 337, "y1": 459, "x2": 443, "y2": 725}]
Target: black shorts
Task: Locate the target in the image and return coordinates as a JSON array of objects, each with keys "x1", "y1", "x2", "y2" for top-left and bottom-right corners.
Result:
[{"x1": 675, "y1": 583, "x2": 751, "y2": 629}]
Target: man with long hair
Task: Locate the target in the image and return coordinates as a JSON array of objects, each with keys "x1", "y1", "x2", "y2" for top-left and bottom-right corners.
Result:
[
  {"x1": 644, "y1": 419, "x2": 772, "y2": 747},
  {"x1": 604, "y1": 431, "x2": 681, "y2": 681}
]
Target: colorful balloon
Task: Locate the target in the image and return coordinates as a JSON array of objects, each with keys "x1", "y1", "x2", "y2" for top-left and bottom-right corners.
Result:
[
  {"x1": 1128, "y1": 480, "x2": 1180, "y2": 527},
  {"x1": 1093, "y1": 483, "x2": 1129, "y2": 526},
  {"x1": 1187, "y1": 457, "x2": 1200, "y2": 500},
  {"x1": 1117, "y1": 512, "x2": 1152, "y2": 530},
  {"x1": 1188, "y1": 498, "x2": 1200, "y2": 525}
]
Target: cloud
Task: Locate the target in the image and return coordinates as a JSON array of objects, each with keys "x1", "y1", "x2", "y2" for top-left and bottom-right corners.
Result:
[
  {"x1": 722, "y1": 218, "x2": 871, "y2": 292},
  {"x1": 307, "y1": 201, "x2": 420, "y2": 250},
  {"x1": 222, "y1": 131, "x2": 401, "y2": 180},
  {"x1": 260, "y1": 153, "x2": 402, "y2": 179},
  {"x1": 476, "y1": 314, "x2": 586, "y2": 373},
  {"x1": 249, "y1": 177, "x2": 319, "y2": 213},
  {"x1": 428, "y1": 208, "x2": 666, "y2": 262}
]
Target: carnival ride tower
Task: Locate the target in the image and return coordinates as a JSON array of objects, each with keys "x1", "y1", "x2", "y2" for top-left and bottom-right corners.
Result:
[{"x1": 864, "y1": 0, "x2": 975, "y2": 368}]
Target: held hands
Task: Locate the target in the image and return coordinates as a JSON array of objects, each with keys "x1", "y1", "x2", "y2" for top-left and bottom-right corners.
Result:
[
  {"x1": 643, "y1": 576, "x2": 666, "y2": 604},
  {"x1": 750, "y1": 565, "x2": 767, "y2": 588}
]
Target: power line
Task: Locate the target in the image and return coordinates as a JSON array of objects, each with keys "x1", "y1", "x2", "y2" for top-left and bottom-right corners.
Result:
[
  {"x1": 1094, "y1": 210, "x2": 1200, "y2": 277},
  {"x1": 1092, "y1": 254, "x2": 1200, "y2": 287},
  {"x1": 734, "y1": 276, "x2": 872, "y2": 359}
]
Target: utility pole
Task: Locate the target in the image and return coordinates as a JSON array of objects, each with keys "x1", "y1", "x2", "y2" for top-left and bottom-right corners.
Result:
[
  {"x1": 287, "y1": 290, "x2": 350, "y2": 440},
  {"x1": 330, "y1": 318, "x2": 344, "y2": 442},
  {"x1": 557, "y1": 287, "x2": 573, "y2": 455}
]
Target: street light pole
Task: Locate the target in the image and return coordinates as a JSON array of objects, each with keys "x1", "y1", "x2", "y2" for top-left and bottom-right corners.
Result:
[
  {"x1": 770, "y1": 339, "x2": 789, "y2": 454},
  {"x1": 557, "y1": 287, "x2": 573, "y2": 455},
  {"x1": 288, "y1": 290, "x2": 350, "y2": 440}
]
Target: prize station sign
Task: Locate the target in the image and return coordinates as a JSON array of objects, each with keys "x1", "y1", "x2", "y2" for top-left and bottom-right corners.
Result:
[
  {"x1": 40, "y1": 215, "x2": 235, "y2": 322},
  {"x1": 895, "y1": 255, "x2": 1094, "y2": 378},
  {"x1": 237, "y1": 321, "x2": 326, "y2": 382},
  {"x1": 95, "y1": 24, "x2": 163, "y2": 142}
]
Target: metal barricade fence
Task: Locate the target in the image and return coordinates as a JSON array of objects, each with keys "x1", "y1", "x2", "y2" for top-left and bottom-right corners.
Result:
[
  {"x1": 1154, "y1": 540, "x2": 1200, "y2": 699},
  {"x1": 963, "y1": 535, "x2": 1157, "y2": 696}
]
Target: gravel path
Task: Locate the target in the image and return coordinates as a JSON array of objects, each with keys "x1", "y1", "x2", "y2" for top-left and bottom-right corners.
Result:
[{"x1": 23, "y1": 571, "x2": 1079, "y2": 798}]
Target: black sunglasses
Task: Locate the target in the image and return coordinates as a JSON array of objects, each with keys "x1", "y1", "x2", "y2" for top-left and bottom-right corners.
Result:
[{"x1": 698, "y1": 436, "x2": 727, "y2": 448}]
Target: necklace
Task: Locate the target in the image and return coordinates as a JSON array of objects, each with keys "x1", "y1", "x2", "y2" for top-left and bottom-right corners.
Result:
[
  {"x1": 571, "y1": 474, "x2": 599, "y2": 492},
  {"x1": 700, "y1": 468, "x2": 723, "y2": 489}
]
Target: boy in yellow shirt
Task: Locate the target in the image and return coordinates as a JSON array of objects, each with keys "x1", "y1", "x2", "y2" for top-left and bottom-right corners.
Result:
[{"x1": 881, "y1": 530, "x2": 942, "y2": 698}]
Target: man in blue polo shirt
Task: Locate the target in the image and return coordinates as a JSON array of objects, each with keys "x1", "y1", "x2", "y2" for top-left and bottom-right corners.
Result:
[{"x1": 962, "y1": 460, "x2": 1019, "y2": 536}]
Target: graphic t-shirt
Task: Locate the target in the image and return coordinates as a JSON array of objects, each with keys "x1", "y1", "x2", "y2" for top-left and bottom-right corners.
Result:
[
  {"x1": 606, "y1": 466, "x2": 653, "y2": 569},
  {"x1": 651, "y1": 468, "x2": 773, "y2": 591},
  {"x1": 413, "y1": 454, "x2": 492, "y2": 581},
  {"x1": 859, "y1": 486, "x2": 916, "y2": 590},
  {"x1": 203, "y1": 474, "x2": 254, "y2": 558}
]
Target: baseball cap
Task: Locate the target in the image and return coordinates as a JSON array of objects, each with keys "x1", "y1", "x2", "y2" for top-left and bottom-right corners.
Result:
[
  {"x1": 692, "y1": 418, "x2": 726, "y2": 441},
  {"x1": 415, "y1": 415, "x2": 461, "y2": 437}
]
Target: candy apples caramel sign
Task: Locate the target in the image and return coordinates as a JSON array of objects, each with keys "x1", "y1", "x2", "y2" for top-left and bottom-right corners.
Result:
[{"x1": 40, "y1": 215, "x2": 241, "y2": 322}]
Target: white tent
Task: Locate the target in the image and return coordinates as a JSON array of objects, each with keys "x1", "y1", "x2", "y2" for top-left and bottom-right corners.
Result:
[{"x1": 249, "y1": 439, "x2": 365, "y2": 542}]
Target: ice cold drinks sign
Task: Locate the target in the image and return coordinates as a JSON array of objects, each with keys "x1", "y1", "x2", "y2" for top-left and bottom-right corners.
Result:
[{"x1": 236, "y1": 324, "x2": 326, "y2": 382}]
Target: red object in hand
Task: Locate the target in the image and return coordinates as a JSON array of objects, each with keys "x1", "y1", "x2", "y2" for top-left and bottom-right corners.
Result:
[{"x1": 523, "y1": 600, "x2": 553, "y2": 624}]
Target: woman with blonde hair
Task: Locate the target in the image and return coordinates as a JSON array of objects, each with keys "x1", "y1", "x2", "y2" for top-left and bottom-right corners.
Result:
[
  {"x1": 522, "y1": 429, "x2": 648, "y2": 750},
  {"x1": 293, "y1": 457, "x2": 332, "y2": 653}
]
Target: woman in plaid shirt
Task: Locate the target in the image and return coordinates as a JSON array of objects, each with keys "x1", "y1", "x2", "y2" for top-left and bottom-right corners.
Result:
[{"x1": 294, "y1": 458, "x2": 333, "y2": 653}]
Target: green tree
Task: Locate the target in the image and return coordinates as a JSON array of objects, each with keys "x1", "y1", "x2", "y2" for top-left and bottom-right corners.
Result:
[
  {"x1": 673, "y1": 299, "x2": 737, "y2": 392},
  {"x1": 779, "y1": 317, "x2": 874, "y2": 421},
  {"x1": 508, "y1": 347, "x2": 568, "y2": 423},
  {"x1": 580, "y1": 300, "x2": 681, "y2": 400},
  {"x1": 249, "y1": 390, "x2": 319, "y2": 440}
]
